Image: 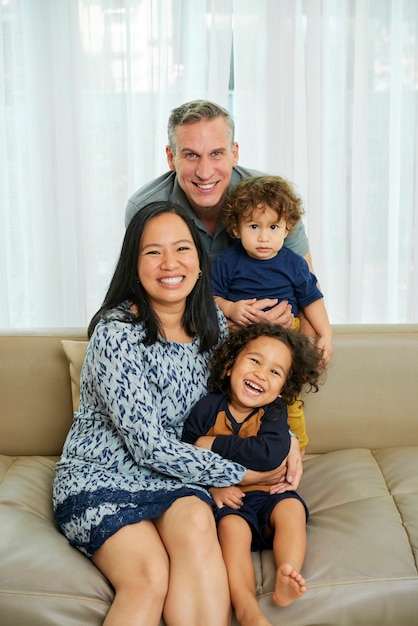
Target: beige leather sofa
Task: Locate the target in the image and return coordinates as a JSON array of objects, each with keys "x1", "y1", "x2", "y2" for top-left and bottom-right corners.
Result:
[{"x1": 1, "y1": 325, "x2": 418, "y2": 626}]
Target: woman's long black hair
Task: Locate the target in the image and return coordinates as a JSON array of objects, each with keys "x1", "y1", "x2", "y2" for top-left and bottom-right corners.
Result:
[{"x1": 88, "y1": 201, "x2": 220, "y2": 352}]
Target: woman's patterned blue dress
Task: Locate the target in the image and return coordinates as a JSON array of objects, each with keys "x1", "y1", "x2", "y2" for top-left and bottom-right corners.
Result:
[{"x1": 53, "y1": 303, "x2": 245, "y2": 557}]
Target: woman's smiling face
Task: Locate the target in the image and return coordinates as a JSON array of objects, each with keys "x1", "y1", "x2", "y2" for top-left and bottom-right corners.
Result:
[{"x1": 137, "y1": 212, "x2": 201, "y2": 308}]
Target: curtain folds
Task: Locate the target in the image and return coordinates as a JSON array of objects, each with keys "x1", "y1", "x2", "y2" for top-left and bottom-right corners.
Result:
[{"x1": 1, "y1": 0, "x2": 417, "y2": 328}]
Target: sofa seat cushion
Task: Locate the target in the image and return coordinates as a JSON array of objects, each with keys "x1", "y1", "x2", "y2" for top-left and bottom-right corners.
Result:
[
  {"x1": 248, "y1": 447, "x2": 418, "y2": 625},
  {"x1": 1, "y1": 447, "x2": 418, "y2": 626},
  {"x1": 0, "y1": 455, "x2": 113, "y2": 626}
]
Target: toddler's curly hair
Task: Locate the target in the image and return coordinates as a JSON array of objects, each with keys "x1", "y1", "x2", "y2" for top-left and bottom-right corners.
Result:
[
  {"x1": 207, "y1": 323, "x2": 324, "y2": 405},
  {"x1": 223, "y1": 175, "x2": 304, "y2": 237}
]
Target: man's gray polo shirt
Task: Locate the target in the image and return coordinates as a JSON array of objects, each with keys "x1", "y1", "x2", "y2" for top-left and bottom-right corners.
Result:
[{"x1": 125, "y1": 166, "x2": 309, "y2": 264}]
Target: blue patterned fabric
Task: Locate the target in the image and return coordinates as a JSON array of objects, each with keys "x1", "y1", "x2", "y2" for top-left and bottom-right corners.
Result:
[{"x1": 53, "y1": 302, "x2": 246, "y2": 557}]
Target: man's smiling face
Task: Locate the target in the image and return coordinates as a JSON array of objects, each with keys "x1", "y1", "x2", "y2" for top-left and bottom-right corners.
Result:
[{"x1": 166, "y1": 117, "x2": 239, "y2": 218}]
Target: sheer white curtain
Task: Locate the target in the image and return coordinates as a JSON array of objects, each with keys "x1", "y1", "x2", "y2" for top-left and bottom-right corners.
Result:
[
  {"x1": 0, "y1": 0, "x2": 233, "y2": 327},
  {"x1": 233, "y1": 0, "x2": 418, "y2": 323},
  {"x1": 1, "y1": 0, "x2": 417, "y2": 328}
]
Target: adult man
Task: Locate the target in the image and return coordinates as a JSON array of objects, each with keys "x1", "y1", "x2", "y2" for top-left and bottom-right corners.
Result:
[
  {"x1": 125, "y1": 99, "x2": 313, "y2": 329},
  {"x1": 125, "y1": 99, "x2": 314, "y2": 485}
]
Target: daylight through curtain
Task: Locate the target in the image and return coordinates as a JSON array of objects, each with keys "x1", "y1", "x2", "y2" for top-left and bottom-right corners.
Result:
[{"x1": 1, "y1": 0, "x2": 417, "y2": 328}]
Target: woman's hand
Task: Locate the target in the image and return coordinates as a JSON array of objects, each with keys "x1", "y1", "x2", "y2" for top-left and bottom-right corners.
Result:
[
  {"x1": 197, "y1": 429, "x2": 304, "y2": 494},
  {"x1": 209, "y1": 486, "x2": 245, "y2": 509},
  {"x1": 194, "y1": 436, "x2": 215, "y2": 450},
  {"x1": 240, "y1": 437, "x2": 304, "y2": 493},
  {"x1": 241, "y1": 462, "x2": 287, "y2": 487},
  {"x1": 270, "y1": 436, "x2": 303, "y2": 493}
]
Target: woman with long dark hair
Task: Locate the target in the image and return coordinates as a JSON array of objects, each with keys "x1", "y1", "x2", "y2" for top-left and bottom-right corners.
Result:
[{"x1": 53, "y1": 201, "x2": 288, "y2": 626}]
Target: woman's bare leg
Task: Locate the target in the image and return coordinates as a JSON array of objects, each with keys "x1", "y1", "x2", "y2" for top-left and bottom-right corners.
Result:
[
  {"x1": 218, "y1": 515, "x2": 271, "y2": 626},
  {"x1": 155, "y1": 496, "x2": 231, "y2": 626},
  {"x1": 92, "y1": 520, "x2": 169, "y2": 626},
  {"x1": 269, "y1": 498, "x2": 307, "y2": 606}
]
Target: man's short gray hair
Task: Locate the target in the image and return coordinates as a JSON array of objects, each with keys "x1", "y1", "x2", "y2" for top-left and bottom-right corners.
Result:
[{"x1": 167, "y1": 100, "x2": 235, "y2": 154}]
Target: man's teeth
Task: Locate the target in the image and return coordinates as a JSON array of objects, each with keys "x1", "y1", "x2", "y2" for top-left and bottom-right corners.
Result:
[
  {"x1": 160, "y1": 277, "x2": 183, "y2": 284},
  {"x1": 197, "y1": 183, "x2": 216, "y2": 190}
]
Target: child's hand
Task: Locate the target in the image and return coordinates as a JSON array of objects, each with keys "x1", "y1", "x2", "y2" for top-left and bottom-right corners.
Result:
[
  {"x1": 209, "y1": 486, "x2": 245, "y2": 509},
  {"x1": 316, "y1": 335, "x2": 333, "y2": 366},
  {"x1": 228, "y1": 298, "x2": 265, "y2": 325}
]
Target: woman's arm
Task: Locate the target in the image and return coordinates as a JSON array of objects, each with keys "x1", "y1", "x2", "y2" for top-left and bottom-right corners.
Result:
[
  {"x1": 87, "y1": 324, "x2": 246, "y2": 488},
  {"x1": 192, "y1": 402, "x2": 290, "y2": 471},
  {"x1": 196, "y1": 430, "x2": 303, "y2": 491}
]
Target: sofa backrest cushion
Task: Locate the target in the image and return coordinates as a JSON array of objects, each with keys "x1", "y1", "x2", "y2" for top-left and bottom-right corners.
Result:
[
  {"x1": 1, "y1": 325, "x2": 417, "y2": 457},
  {"x1": 304, "y1": 324, "x2": 418, "y2": 453},
  {"x1": 0, "y1": 331, "x2": 87, "y2": 456}
]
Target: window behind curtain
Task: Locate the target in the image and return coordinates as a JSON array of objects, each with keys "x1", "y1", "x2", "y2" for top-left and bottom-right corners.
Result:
[{"x1": 1, "y1": 0, "x2": 417, "y2": 328}]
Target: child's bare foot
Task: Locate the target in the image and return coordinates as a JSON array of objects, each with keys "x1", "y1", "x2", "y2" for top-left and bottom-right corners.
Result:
[{"x1": 272, "y1": 563, "x2": 307, "y2": 607}]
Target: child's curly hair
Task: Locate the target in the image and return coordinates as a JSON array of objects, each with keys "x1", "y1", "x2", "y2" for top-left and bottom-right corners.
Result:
[
  {"x1": 223, "y1": 175, "x2": 304, "y2": 237},
  {"x1": 207, "y1": 323, "x2": 324, "y2": 405}
]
